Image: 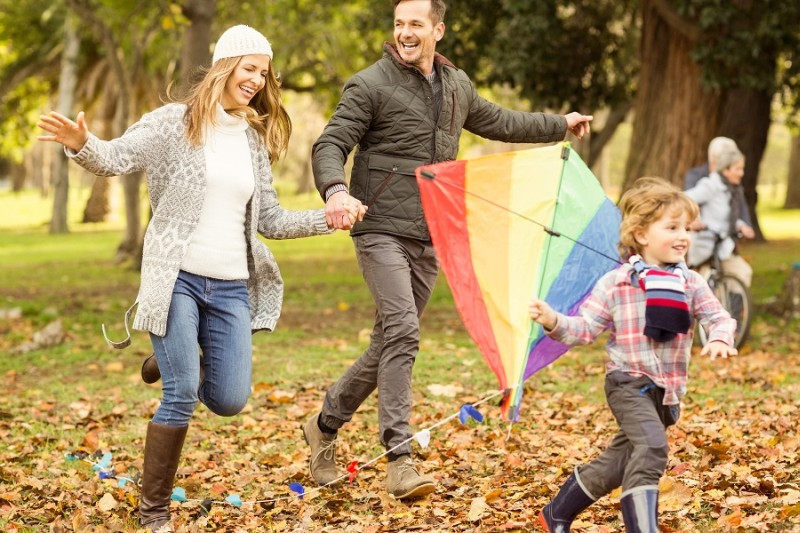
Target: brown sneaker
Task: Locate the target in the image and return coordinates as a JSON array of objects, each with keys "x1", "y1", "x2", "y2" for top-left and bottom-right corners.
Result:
[
  {"x1": 302, "y1": 413, "x2": 340, "y2": 485},
  {"x1": 386, "y1": 455, "x2": 435, "y2": 499},
  {"x1": 141, "y1": 354, "x2": 161, "y2": 384}
]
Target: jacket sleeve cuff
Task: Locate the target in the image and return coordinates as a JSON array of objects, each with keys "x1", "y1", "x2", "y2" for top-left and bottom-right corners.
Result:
[{"x1": 324, "y1": 183, "x2": 349, "y2": 201}]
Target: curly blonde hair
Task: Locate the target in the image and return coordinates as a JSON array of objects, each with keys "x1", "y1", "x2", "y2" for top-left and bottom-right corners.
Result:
[
  {"x1": 179, "y1": 56, "x2": 291, "y2": 163},
  {"x1": 617, "y1": 177, "x2": 699, "y2": 260}
]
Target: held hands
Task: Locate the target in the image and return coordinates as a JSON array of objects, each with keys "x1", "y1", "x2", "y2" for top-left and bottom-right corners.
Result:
[
  {"x1": 529, "y1": 296, "x2": 557, "y2": 331},
  {"x1": 701, "y1": 340, "x2": 737, "y2": 360},
  {"x1": 325, "y1": 191, "x2": 367, "y2": 230},
  {"x1": 37, "y1": 111, "x2": 89, "y2": 152},
  {"x1": 564, "y1": 112, "x2": 593, "y2": 140}
]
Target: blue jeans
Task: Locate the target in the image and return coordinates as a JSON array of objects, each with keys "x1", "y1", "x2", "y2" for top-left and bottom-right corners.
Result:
[{"x1": 150, "y1": 270, "x2": 252, "y2": 426}]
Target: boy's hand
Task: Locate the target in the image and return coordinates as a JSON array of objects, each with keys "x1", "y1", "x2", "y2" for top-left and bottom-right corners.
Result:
[
  {"x1": 529, "y1": 297, "x2": 557, "y2": 331},
  {"x1": 701, "y1": 340, "x2": 737, "y2": 360}
]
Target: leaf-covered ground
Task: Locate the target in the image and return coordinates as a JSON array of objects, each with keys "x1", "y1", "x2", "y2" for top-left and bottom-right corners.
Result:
[
  {"x1": 1, "y1": 335, "x2": 798, "y2": 531},
  {"x1": 1, "y1": 235, "x2": 799, "y2": 531}
]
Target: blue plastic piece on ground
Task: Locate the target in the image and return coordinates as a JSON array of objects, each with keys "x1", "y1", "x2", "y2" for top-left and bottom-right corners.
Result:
[
  {"x1": 92, "y1": 452, "x2": 113, "y2": 471},
  {"x1": 459, "y1": 404, "x2": 484, "y2": 424},
  {"x1": 171, "y1": 487, "x2": 187, "y2": 502},
  {"x1": 225, "y1": 494, "x2": 243, "y2": 507},
  {"x1": 289, "y1": 482, "x2": 305, "y2": 499}
]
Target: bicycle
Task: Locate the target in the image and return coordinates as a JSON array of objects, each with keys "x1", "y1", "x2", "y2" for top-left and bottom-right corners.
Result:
[{"x1": 692, "y1": 231, "x2": 752, "y2": 349}]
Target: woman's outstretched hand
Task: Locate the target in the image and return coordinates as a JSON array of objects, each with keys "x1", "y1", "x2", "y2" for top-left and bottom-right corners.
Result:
[{"x1": 37, "y1": 111, "x2": 89, "y2": 153}]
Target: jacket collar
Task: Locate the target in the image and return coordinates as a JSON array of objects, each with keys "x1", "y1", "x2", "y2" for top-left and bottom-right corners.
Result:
[{"x1": 383, "y1": 42, "x2": 456, "y2": 73}]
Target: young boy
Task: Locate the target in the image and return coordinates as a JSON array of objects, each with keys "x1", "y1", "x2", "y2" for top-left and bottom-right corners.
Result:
[{"x1": 529, "y1": 177, "x2": 737, "y2": 532}]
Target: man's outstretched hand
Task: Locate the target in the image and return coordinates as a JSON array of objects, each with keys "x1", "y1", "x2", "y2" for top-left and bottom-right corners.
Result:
[{"x1": 565, "y1": 112, "x2": 593, "y2": 140}]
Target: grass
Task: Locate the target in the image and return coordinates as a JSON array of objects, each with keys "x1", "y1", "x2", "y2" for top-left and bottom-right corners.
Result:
[{"x1": 1, "y1": 184, "x2": 798, "y2": 395}]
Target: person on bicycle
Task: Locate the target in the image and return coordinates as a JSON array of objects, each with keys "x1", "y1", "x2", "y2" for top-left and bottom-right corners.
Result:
[{"x1": 685, "y1": 148, "x2": 754, "y2": 287}]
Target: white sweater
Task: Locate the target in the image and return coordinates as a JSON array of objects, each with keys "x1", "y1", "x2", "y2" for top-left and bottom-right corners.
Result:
[
  {"x1": 181, "y1": 105, "x2": 253, "y2": 279},
  {"x1": 67, "y1": 103, "x2": 332, "y2": 337}
]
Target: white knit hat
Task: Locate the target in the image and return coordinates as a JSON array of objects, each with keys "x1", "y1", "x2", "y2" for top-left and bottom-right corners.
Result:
[{"x1": 212, "y1": 25, "x2": 273, "y2": 64}]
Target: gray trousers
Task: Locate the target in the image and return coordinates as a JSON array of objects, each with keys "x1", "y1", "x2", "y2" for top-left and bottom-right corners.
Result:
[
  {"x1": 321, "y1": 233, "x2": 439, "y2": 454},
  {"x1": 577, "y1": 371, "x2": 678, "y2": 499}
]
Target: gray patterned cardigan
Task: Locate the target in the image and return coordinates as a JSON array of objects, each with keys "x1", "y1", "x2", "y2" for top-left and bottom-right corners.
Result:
[{"x1": 68, "y1": 103, "x2": 332, "y2": 337}]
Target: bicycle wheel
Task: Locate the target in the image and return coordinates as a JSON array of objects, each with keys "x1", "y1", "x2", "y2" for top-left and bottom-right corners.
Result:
[{"x1": 698, "y1": 274, "x2": 752, "y2": 349}]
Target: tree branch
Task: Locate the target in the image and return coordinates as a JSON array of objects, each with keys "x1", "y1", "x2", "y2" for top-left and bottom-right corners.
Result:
[
  {"x1": 587, "y1": 101, "x2": 633, "y2": 168},
  {"x1": 65, "y1": 0, "x2": 132, "y2": 132},
  {"x1": 0, "y1": 47, "x2": 62, "y2": 102},
  {"x1": 648, "y1": 0, "x2": 700, "y2": 43}
]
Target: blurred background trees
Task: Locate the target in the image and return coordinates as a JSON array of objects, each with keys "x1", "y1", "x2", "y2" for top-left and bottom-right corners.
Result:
[{"x1": 1, "y1": 0, "x2": 798, "y2": 252}]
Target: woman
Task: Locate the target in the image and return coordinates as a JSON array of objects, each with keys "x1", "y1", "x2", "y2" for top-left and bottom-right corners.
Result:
[
  {"x1": 38, "y1": 25, "x2": 362, "y2": 532},
  {"x1": 685, "y1": 148, "x2": 754, "y2": 287}
]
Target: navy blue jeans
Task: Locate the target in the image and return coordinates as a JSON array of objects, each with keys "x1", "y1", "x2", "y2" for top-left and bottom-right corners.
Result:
[{"x1": 150, "y1": 270, "x2": 252, "y2": 426}]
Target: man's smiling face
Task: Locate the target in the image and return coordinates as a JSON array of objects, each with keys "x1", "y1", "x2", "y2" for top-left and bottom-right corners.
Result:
[{"x1": 393, "y1": 0, "x2": 445, "y2": 75}]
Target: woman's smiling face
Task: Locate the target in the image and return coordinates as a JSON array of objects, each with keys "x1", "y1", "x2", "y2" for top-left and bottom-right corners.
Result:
[{"x1": 221, "y1": 54, "x2": 270, "y2": 108}]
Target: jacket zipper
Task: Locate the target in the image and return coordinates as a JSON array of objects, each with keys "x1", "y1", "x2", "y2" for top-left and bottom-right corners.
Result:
[
  {"x1": 367, "y1": 168, "x2": 397, "y2": 207},
  {"x1": 449, "y1": 90, "x2": 457, "y2": 136}
]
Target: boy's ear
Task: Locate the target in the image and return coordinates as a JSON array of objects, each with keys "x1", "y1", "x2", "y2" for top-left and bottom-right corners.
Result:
[{"x1": 633, "y1": 229, "x2": 648, "y2": 247}]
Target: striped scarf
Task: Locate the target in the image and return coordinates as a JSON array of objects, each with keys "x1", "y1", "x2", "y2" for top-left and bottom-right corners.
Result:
[{"x1": 629, "y1": 255, "x2": 691, "y2": 342}]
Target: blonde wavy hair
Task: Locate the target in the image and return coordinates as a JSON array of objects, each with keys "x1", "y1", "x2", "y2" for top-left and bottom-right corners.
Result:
[
  {"x1": 617, "y1": 177, "x2": 699, "y2": 260},
  {"x1": 179, "y1": 56, "x2": 291, "y2": 163}
]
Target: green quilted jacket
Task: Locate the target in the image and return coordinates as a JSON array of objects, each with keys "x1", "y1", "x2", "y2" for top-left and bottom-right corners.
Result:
[{"x1": 313, "y1": 42, "x2": 568, "y2": 240}]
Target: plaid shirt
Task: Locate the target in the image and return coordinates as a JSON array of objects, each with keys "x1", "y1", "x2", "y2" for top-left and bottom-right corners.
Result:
[{"x1": 548, "y1": 264, "x2": 735, "y2": 405}]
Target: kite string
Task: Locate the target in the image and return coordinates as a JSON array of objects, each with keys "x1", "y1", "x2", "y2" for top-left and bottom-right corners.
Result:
[{"x1": 77, "y1": 387, "x2": 513, "y2": 507}]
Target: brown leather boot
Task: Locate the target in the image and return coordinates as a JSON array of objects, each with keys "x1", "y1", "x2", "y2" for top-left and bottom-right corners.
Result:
[
  {"x1": 141, "y1": 354, "x2": 161, "y2": 384},
  {"x1": 139, "y1": 422, "x2": 188, "y2": 532}
]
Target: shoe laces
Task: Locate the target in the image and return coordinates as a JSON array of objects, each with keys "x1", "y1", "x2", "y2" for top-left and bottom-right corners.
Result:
[
  {"x1": 395, "y1": 457, "x2": 420, "y2": 476},
  {"x1": 318, "y1": 435, "x2": 337, "y2": 462}
]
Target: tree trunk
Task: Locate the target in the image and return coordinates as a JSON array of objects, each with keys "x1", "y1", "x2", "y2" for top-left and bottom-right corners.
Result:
[
  {"x1": 82, "y1": 80, "x2": 118, "y2": 223},
  {"x1": 82, "y1": 178, "x2": 111, "y2": 223},
  {"x1": 296, "y1": 154, "x2": 315, "y2": 195},
  {"x1": 116, "y1": 172, "x2": 143, "y2": 261},
  {"x1": 65, "y1": 0, "x2": 141, "y2": 259},
  {"x1": 28, "y1": 141, "x2": 50, "y2": 196},
  {"x1": 771, "y1": 265, "x2": 800, "y2": 318},
  {"x1": 10, "y1": 161, "x2": 25, "y2": 192},
  {"x1": 49, "y1": 13, "x2": 80, "y2": 234},
  {"x1": 178, "y1": 0, "x2": 216, "y2": 94},
  {"x1": 785, "y1": 133, "x2": 800, "y2": 209},
  {"x1": 623, "y1": 0, "x2": 721, "y2": 190},
  {"x1": 717, "y1": 87, "x2": 772, "y2": 241},
  {"x1": 587, "y1": 101, "x2": 632, "y2": 169}
]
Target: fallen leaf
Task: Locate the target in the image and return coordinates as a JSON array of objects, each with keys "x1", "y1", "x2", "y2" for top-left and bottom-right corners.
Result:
[
  {"x1": 467, "y1": 496, "x2": 488, "y2": 522},
  {"x1": 97, "y1": 493, "x2": 117, "y2": 512}
]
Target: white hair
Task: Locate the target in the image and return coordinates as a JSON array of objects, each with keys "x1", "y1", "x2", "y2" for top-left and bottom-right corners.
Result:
[
  {"x1": 708, "y1": 136, "x2": 738, "y2": 162},
  {"x1": 716, "y1": 148, "x2": 744, "y2": 172}
]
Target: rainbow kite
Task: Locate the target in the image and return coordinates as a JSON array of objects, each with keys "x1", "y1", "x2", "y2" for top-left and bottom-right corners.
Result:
[{"x1": 416, "y1": 142, "x2": 621, "y2": 419}]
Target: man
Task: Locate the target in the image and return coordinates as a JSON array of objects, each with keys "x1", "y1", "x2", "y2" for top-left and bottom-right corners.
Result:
[
  {"x1": 304, "y1": 0, "x2": 593, "y2": 500},
  {"x1": 684, "y1": 136, "x2": 751, "y2": 227}
]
